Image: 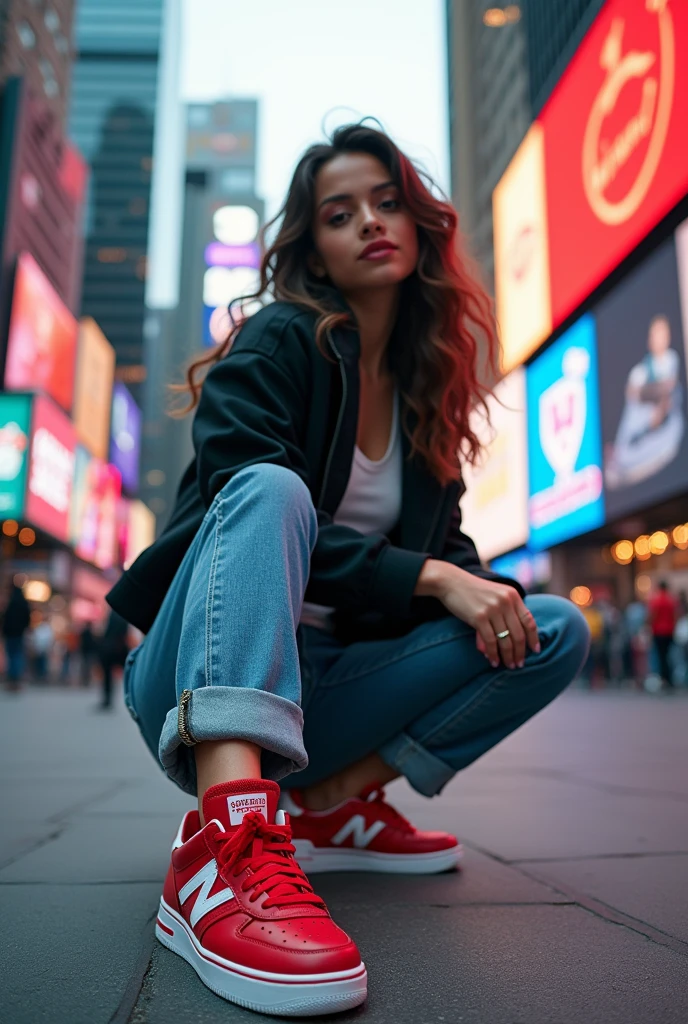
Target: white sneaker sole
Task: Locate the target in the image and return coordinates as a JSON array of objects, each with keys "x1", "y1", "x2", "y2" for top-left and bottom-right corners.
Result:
[
  {"x1": 293, "y1": 839, "x2": 463, "y2": 874},
  {"x1": 155, "y1": 898, "x2": 367, "y2": 1017}
]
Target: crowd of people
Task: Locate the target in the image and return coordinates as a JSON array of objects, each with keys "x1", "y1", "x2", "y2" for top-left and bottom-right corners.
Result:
[
  {"x1": 0, "y1": 580, "x2": 132, "y2": 708},
  {"x1": 581, "y1": 581, "x2": 688, "y2": 691}
]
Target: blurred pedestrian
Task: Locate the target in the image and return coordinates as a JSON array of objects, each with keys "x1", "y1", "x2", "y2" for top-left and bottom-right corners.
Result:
[
  {"x1": 648, "y1": 580, "x2": 678, "y2": 688},
  {"x1": 97, "y1": 610, "x2": 129, "y2": 709},
  {"x1": 30, "y1": 614, "x2": 54, "y2": 683},
  {"x1": 106, "y1": 123, "x2": 590, "y2": 1013},
  {"x1": 59, "y1": 623, "x2": 80, "y2": 684},
  {"x1": 1, "y1": 582, "x2": 31, "y2": 691},
  {"x1": 79, "y1": 622, "x2": 97, "y2": 687},
  {"x1": 623, "y1": 597, "x2": 647, "y2": 684}
]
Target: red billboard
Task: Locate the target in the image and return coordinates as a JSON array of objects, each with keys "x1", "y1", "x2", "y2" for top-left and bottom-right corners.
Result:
[
  {"x1": 4, "y1": 253, "x2": 79, "y2": 411},
  {"x1": 25, "y1": 394, "x2": 76, "y2": 543},
  {"x1": 494, "y1": 0, "x2": 688, "y2": 371},
  {"x1": 544, "y1": 0, "x2": 688, "y2": 328}
]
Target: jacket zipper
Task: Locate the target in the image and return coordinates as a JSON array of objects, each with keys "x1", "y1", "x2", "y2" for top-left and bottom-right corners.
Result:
[{"x1": 317, "y1": 332, "x2": 348, "y2": 508}]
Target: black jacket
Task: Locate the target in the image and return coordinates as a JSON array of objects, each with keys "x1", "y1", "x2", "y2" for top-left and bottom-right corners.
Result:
[{"x1": 107, "y1": 302, "x2": 521, "y2": 640}]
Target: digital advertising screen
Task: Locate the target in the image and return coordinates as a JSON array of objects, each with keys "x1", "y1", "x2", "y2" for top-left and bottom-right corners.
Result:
[
  {"x1": 676, "y1": 218, "x2": 688, "y2": 372},
  {"x1": 25, "y1": 394, "x2": 76, "y2": 542},
  {"x1": 109, "y1": 383, "x2": 141, "y2": 495},
  {"x1": 526, "y1": 314, "x2": 605, "y2": 551},
  {"x1": 0, "y1": 394, "x2": 31, "y2": 518},
  {"x1": 459, "y1": 369, "x2": 530, "y2": 560},
  {"x1": 493, "y1": 0, "x2": 688, "y2": 369},
  {"x1": 3, "y1": 253, "x2": 79, "y2": 412},
  {"x1": 70, "y1": 447, "x2": 122, "y2": 570},
  {"x1": 73, "y1": 318, "x2": 115, "y2": 460},
  {"x1": 596, "y1": 235, "x2": 688, "y2": 521}
]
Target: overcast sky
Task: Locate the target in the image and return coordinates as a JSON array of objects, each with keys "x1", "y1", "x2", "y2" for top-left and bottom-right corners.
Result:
[{"x1": 181, "y1": 0, "x2": 450, "y2": 218}]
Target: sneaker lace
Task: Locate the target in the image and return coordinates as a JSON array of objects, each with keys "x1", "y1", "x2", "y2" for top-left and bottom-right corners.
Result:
[
  {"x1": 215, "y1": 811, "x2": 326, "y2": 910},
  {"x1": 361, "y1": 784, "x2": 414, "y2": 833}
]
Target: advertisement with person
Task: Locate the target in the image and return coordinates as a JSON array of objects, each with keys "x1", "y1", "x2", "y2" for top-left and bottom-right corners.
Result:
[
  {"x1": 73, "y1": 319, "x2": 115, "y2": 460},
  {"x1": 0, "y1": 394, "x2": 31, "y2": 518},
  {"x1": 459, "y1": 369, "x2": 530, "y2": 560},
  {"x1": 3, "y1": 253, "x2": 79, "y2": 412},
  {"x1": 109, "y1": 383, "x2": 142, "y2": 495},
  {"x1": 597, "y1": 236, "x2": 688, "y2": 520},
  {"x1": 676, "y1": 218, "x2": 688, "y2": 372},
  {"x1": 526, "y1": 314, "x2": 605, "y2": 551},
  {"x1": 70, "y1": 447, "x2": 122, "y2": 570},
  {"x1": 25, "y1": 395, "x2": 76, "y2": 542}
]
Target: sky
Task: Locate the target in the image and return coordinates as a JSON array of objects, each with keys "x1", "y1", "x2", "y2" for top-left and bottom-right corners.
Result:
[{"x1": 180, "y1": 0, "x2": 450, "y2": 219}]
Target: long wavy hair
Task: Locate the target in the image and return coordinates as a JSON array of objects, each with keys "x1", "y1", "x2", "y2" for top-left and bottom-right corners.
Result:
[{"x1": 174, "y1": 122, "x2": 499, "y2": 486}]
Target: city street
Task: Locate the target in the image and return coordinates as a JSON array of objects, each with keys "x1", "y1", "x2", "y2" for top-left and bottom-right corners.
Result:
[{"x1": 1, "y1": 683, "x2": 687, "y2": 1024}]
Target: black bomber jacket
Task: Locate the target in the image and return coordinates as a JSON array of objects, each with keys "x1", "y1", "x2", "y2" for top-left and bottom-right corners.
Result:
[{"x1": 106, "y1": 301, "x2": 522, "y2": 640}]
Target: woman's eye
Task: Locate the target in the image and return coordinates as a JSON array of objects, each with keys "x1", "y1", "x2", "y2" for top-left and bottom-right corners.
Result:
[
  {"x1": 380, "y1": 198, "x2": 400, "y2": 210},
  {"x1": 328, "y1": 211, "x2": 349, "y2": 226}
]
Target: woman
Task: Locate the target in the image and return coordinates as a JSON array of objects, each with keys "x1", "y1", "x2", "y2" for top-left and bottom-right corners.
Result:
[{"x1": 109, "y1": 124, "x2": 589, "y2": 1016}]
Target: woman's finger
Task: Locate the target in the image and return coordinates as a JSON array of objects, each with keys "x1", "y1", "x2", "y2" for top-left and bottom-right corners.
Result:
[
  {"x1": 491, "y1": 614, "x2": 516, "y2": 669},
  {"x1": 515, "y1": 600, "x2": 541, "y2": 653},
  {"x1": 475, "y1": 612, "x2": 500, "y2": 667},
  {"x1": 502, "y1": 604, "x2": 527, "y2": 667}
]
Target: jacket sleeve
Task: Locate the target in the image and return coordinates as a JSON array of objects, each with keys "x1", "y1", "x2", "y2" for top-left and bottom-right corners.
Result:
[
  {"x1": 438, "y1": 497, "x2": 526, "y2": 598},
  {"x1": 193, "y1": 339, "x2": 428, "y2": 619}
]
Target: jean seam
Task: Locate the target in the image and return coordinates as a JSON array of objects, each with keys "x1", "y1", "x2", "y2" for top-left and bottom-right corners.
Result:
[
  {"x1": 321, "y1": 624, "x2": 473, "y2": 687},
  {"x1": 205, "y1": 503, "x2": 222, "y2": 689},
  {"x1": 415, "y1": 669, "x2": 511, "y2": 748}
]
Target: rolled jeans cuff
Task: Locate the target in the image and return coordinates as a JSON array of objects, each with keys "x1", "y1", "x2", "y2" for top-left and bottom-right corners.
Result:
[
  {"x1": 159, "y1": 686, "x2": 308, "y2": 796},
  {"x1": 378, "y1": 729, "x2": 455, "y2": 798}
]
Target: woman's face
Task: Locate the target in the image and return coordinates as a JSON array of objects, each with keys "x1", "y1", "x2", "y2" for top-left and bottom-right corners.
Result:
[{"x1": 311, "y1": 152, "x2": 419, "y2": 298}]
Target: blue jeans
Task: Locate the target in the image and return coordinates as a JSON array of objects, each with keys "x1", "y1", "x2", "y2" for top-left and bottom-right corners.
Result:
[
  {"x1": 4, "y1": 636, "x2": 25, "y2": 683},
  {"x1": 124, "y1": 465, "x2": 590, "y2": 797}
]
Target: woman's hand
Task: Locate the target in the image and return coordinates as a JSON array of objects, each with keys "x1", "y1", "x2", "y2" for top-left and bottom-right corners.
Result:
[{"x1": 416, "y1": 560, "x2": 541, "y2": 669}]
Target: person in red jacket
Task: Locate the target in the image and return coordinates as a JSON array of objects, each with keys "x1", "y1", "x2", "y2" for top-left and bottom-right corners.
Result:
[{"x1": 648, "y1": 581, "x2": 678, "y2": 687}]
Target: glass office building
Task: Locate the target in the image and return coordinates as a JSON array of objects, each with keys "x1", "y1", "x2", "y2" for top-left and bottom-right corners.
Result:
[{"x1": 68, "y1": 0, "x2": 164, "y2": 403}]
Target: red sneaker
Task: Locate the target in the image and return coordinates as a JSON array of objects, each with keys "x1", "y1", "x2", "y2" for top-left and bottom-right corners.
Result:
[
  {"x1": 284, "y1": 785, "x2": 463, "y2": 874},
  {"x1": 156, "y1": 779, "x2": 367, "y2": 1017}
]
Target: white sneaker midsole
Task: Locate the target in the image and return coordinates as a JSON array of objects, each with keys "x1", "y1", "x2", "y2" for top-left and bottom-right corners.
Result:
[
  {"x1": 292, "y1": 839, "x2": 463, "y2": 874},
  {"x1": 155, "y1": 898, "x2": 367, "y2": 1017}
]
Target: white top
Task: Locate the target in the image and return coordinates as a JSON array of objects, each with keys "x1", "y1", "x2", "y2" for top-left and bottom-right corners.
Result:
[{"x1": 300, "y1": 389, "x2": 402, "y2": 632}]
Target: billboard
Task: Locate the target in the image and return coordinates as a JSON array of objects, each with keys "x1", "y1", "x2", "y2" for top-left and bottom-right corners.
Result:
[
  {"x1": 596, "y1": 235, "x2": 688, "y2": 519},
  {"x1": 493, "y1": 125, "x2": 552, "y2": 372},
  {"x1": 25, "y1": 394, "x2": 76, "y2": 542},
  {"x1": 3, "y1": 253, "x2": 79, "y2": 412},
  {"x1": 459, "y1": 369, "x2": 530, "y2": 560},
  {"x1": 70, "y1": 447, "x2": 122, "y2": 570},
  {"x1": 494, "y1": 0, "x2": 688, "y2": 370},
  {"x1": 109, "y1": 383, "x2": 141, "y2": 495},
  {"x1": 73, "y1": 319, "x2": 115, "y2": 460},
  {"x1": 526, "y1": 314, "x2": 604, "y2": 550},
  {"x1": 0, "y1": 394, "x2": 31, "y2": 518},
  {"x1": 126, "y1": 499, "x2": 156, "y2": 567},
  {"x1": 676, "y1": 218, "x2": 688, "y2": 373}
]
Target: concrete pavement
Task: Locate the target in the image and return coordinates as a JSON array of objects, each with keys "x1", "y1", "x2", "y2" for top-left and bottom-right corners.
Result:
[{"x1": 1, "y1": 683, "x2": 687, "y2": 1024}]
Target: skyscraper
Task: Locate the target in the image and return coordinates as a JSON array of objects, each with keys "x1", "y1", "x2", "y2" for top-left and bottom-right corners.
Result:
[{"x1": 68, "y1": 0, "x2": 165, "y2": 404}]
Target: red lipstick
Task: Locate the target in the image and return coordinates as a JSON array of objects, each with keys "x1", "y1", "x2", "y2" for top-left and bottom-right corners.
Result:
[{"x1": 358, "y1": 239, "x2": 399, "y2": 260}]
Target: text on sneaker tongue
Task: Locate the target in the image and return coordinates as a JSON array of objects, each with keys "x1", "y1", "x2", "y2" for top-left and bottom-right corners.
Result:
[{"x1": 227, "y1": 793, "x2": 268, "y2": 825}]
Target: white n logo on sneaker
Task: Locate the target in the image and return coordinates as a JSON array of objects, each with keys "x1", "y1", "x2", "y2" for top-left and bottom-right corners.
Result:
[
  {"x1": 331, "y1": 815, "x2": 386, "y2": 849},
  {"x1": 178, "y1": 859, "x2": 234, "y2": 926}
]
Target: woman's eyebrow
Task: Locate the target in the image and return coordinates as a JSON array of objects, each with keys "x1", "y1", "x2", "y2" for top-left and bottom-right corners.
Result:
[{"x1": 318, "y1": 181, "x2": 396, "y2": 210}]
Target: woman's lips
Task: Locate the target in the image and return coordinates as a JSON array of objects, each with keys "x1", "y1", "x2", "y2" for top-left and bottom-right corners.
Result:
[{"x1": 358, "y1": 240, "x2": 399, "y2": 260}]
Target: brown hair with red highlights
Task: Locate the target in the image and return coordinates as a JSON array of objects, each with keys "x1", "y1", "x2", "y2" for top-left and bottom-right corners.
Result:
[{"x1": 173, "y1": 122, "x2": 499, "y2": 487}]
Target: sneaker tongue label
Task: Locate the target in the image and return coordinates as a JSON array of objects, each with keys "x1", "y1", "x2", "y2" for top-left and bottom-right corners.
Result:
[{"x1": 227, "y1": 792, "x2": 268, "y2": 826}]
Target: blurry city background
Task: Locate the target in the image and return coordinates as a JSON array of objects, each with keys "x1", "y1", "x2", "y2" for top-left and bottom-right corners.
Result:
[{"x1": 1, "y1": 0, "x2": 687, "y2": 695}]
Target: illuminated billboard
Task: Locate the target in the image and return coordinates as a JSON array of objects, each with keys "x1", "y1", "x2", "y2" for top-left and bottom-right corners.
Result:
[
  {"x1": 25, "y1": 395, "x2": 76, "y2": 542},
  {"x1": 0, "y1": 394, "x2": 31, "y2": 518},
  {"x1": 459, "y1": 369, "x2": 530, "y2": 560},
  {"x1": 109, "y1": 383, "x2": 141, "y2": 495},
  {"x1": 73, "y1": 319, "x2": 115, "y2": 460},
  {"x1": 69, "y1": 449, "x2": 122, "y2": 570},
  {"x1": 494, "y1": 0, "x2": 688, "y2": 370},
  {"x1": 596, "y1": 235, "x2": 688, "y2": 519},
  {"x1": 3, "y1": 253, "x2": 79, "y2": 412},
  {"x1": 526, "y1": 314, "x2": 604, "y2": 550}
]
